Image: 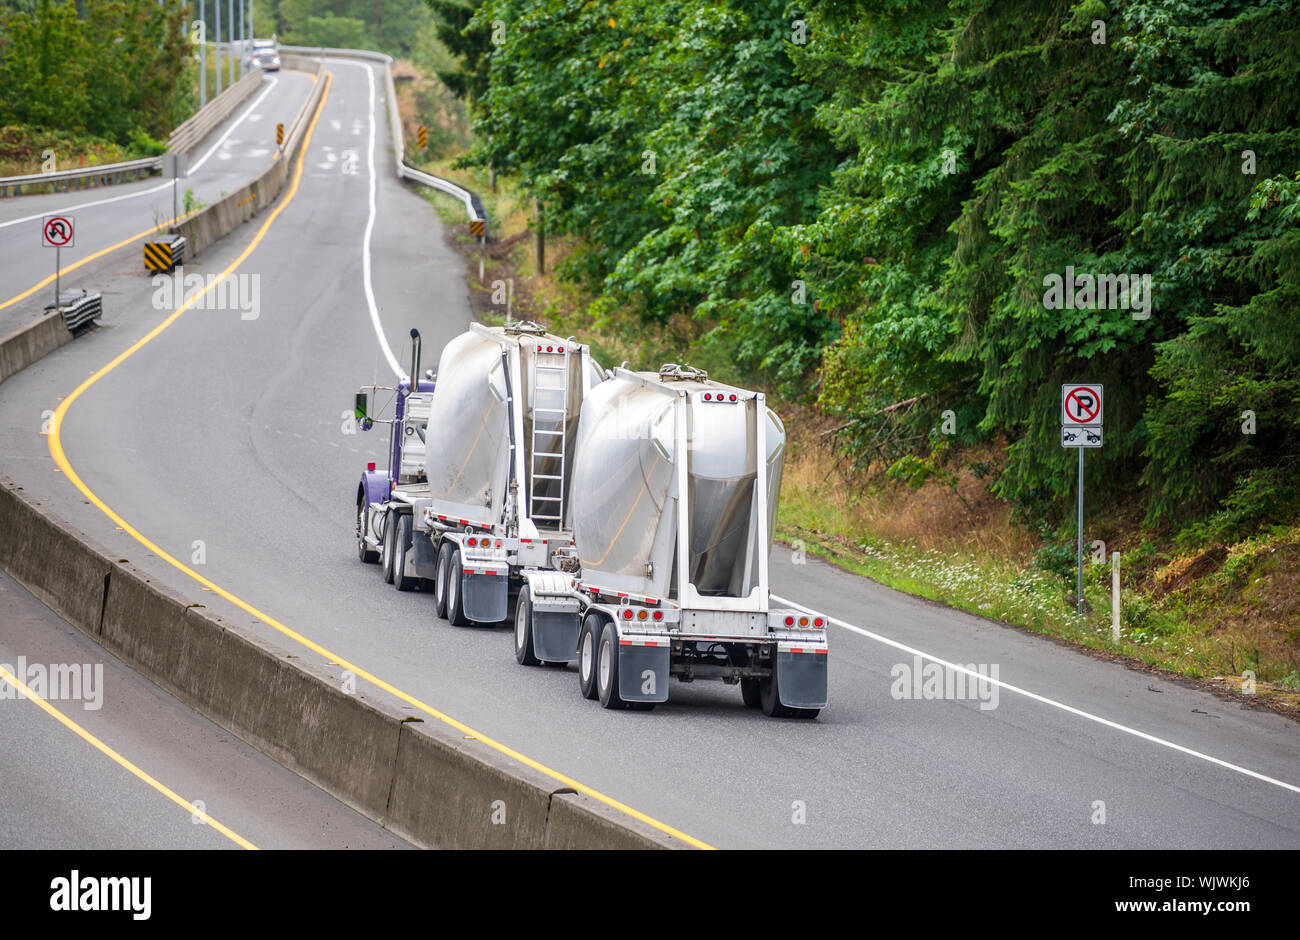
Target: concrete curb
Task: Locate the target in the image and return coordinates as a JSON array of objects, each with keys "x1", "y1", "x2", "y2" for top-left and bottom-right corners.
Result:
[{"x1": 0, "y1": 479, "x2": 679, "y2": 849}]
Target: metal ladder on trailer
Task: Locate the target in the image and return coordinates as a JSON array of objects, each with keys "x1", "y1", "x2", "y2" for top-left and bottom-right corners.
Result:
[{"x1": 529, "y1": 348, "x2": 570, "y2": 526}]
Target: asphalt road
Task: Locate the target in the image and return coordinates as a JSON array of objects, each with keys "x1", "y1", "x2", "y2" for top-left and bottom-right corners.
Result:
[
  {"x1": 0, "y1": 569, "x2": 409, "y2": 849},
  {"x1": 0, "y1": 57, "x2": 1296, "y2": 849},
  {"x1": 0, "y1": 69, "x2": 315, "y2": 335}
]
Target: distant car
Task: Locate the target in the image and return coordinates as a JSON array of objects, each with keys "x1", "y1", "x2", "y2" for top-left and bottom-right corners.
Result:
[{"x1": 251, "y1": 38, "x2": 280, "y2": 71}]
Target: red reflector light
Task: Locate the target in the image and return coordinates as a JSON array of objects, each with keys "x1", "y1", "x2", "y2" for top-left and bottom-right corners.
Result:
[
  {"x1": 558, "y1": 346, "x2": 565, "y2": 353},
  {"x1": 814, "y1": 617, "x2": 824, "y2": 627},
  {"x1": 536, "y1": 345, "x2": 541, "y2": 351},
  {"x1": 704, "y1": 393, "x2": 712, "y2": 401},
  {"x1": 495, "y1": 539, "x2": 503, "y2": 547},
  {"x1": 784, "y1": 616, "x2": 795, "y2": 626},
  {"x1": 467, "y1": 537, "x2": 477, "y2": 547},
  {"x1": 622, "y1": 608, "x2": 633, "y2": 620},
  {"x1": 652, "y1": 610, "x2": 663, "y2": 621},
  {"x1": 547, "y1": 345, "x2": 553, "y2": 352},
  {"x1": 729, "y1": 394, "x2": 737, "y2": 401},
  {"x1": 366, "y1": 462, "x2": 376, "y2": 471}
]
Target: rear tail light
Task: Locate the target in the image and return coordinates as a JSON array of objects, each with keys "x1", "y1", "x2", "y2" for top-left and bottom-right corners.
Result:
[
  {"x1": 637, "y1": 610, "x2": 647, "y2": 620},
  {"x1": 467, "y1": 537, "x2": 478, "y2": 547},
  {"x1": 495, "y1": 539, "x2": 503, "y2": 547},
  {"x1": 729, "y1": 394, "x2": 737, "y2": 401},
  {"x1": 366, "y1": 462, "x2": 376, "y2": 471},
  {"x1": 652, "y1": 611, "x2": 663, "y2": 621},
  {"x1": 547, "y1": 345, "x2": 554, "y2": 352},
  {"x1": 784, "y1": 616, "x2": 794, "y2": 626},
  {"x1": 814, "y1": 617, "x2": 824, "y2": 628},
  {"x1": 799, "y1": 616, "x2": 809, "y2": 627},
  {"x1": 621, "y1": 608, "x2": 633, "y2": 620},
  {"x1": 704, "y1": 393, "x2": 712, "y2": 401},
  {"x1": 558, "y1": 346, "x2": 565, "y2": 353}
]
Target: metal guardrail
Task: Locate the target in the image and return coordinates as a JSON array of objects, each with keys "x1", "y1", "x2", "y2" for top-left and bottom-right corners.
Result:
[
  {"x1": 43, "y1": 289, "x2": 103, "y2": 331},
  {"x1": 281, "y1": 44, "x2": 489, "y2": 237},
  {"x1": 0, "y1": 157, "x2": 161, "y2": 197}
]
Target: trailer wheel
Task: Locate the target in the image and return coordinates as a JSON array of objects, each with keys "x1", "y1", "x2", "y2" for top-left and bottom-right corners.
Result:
[
  {"x1": 393, "y1": 514, "x2": 416, "y2": 592},
  {"x1": 596, "y1": 621, "x2": 628, "y2": 710},
  {"x1": 760, "y1": 659, "x2": 820, "y2": 720},
  {"x1": 433, "y1": 543, "x2": 450, "y2": 619},
  {"x1": 578, "y1": 615, "x2": 603, "y2": 699},
  {"x1": 446, "y1": 548, "x2": 470, "y2": 626},
  {"x1": 740, "y1": 678, "x2": 762, "y2": 710},
  {"x1": 514, "y1": 586, "x2": 541, "y2": 666},
  {"x1": 356, "y1": 497, "x2": 378, "y2": 564},
  {"x1": 381, "y1": 512, "x2": 396, "y2": 585}
]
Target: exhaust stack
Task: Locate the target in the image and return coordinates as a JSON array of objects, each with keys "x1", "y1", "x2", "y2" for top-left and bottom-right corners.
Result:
[{"x1": 408, "y1": 328, "x2": 422, "y2": 394}]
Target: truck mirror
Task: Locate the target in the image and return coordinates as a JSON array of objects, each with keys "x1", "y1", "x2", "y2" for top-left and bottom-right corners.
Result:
[{"x1": 354, "y1": 390, "x2": 368, "y2": 421}]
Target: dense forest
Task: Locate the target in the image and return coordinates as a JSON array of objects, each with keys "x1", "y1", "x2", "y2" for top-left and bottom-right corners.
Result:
[{"x1": 436, "y1": 0, "x2": 1299, "y2": 545}]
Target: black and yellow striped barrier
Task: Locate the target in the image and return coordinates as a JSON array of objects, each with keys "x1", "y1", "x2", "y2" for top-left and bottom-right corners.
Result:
[
  {"x1": 276, "y1": 122, "x2": 284, "y2": 147},
  {"x1": 469, "y1": 219, "x2": 485, "y2": 237},
  {"x1": 143, "y1": 235, "x2": 186, "y2": 274},
  {"x1": 417, "y1": 125, "x2": 427, "y2": 149}
]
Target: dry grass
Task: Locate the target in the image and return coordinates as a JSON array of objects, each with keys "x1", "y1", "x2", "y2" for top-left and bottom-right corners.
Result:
[{"x1": 781, "y1": 434, "x2": 1035, "y2": 559}]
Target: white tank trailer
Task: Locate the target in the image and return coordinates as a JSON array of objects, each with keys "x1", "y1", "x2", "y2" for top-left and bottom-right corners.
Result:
[
  {"x1": 354, "y1": 322, "x2": 603, "y2": 628},
  {"x1": 512, "y1": 364, "x2": 829, "y2": 718}
]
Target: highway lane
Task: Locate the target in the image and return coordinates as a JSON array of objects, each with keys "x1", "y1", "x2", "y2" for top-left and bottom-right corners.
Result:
[
  {"x1": 0, "y1": 570, "x2": 410, "y2": 849},
  {"x1": 0, "y1": 57, "x2": 1296, "y2": 849},
  {"x1": 0, "y1": 69, "x2": 315, "y2": 335}
]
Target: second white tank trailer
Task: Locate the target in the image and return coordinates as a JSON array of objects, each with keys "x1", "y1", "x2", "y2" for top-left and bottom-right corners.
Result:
[
  {"x1": 515, "y1": 364, "x2": 829, "y2": 718},
  {"x1": 355, "y1": 322, "x2": 602, "y2": 627}
]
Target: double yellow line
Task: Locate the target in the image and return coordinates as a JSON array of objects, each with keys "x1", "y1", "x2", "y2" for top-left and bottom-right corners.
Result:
[{"x1": 44, "y1": 70, "x2": 712, "y2": 850}]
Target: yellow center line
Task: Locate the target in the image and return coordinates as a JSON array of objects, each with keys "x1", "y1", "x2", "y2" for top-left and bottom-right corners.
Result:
[
  {"x1": 0, "y1": 666, "x2": 257, "y2": 849},
  {"x1": 44, "y1": 70, "x2": 713, "y2": 851}
]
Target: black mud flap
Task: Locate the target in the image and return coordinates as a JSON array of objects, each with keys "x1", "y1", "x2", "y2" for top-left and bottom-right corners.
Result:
[
  {"x1": 777, "y1": 649, "x2": 829, "y2": 709},
  {"x1": 618, "y1": 642, "x2": 671, "y2": 703},
  {"x1": 532, "y1": 609, "x2": 580, "y2": 663},
  {"x1": 461, "y1": 571, "x2": 508, "y2": 623}
]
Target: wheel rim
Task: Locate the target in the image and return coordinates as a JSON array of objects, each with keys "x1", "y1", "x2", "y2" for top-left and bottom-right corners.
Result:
[
  {"x1": 598, "y1": 635, "x2": 611, "y2": 690},
  {"x1": 448, "y1": 559, "x2": 458, "y2": 611},
  {"x1": 435, "y1": 552, "x2": 445, "y2": 606},
  {"x1": 356, "y1": 504, "x2": 365, "y2": 551},
  {"x1": 580, "y1": 631, "x2": 593, "y2": 681},
  {"x1": 515, "y1": 601, "x2": 527, "y2": 649}
]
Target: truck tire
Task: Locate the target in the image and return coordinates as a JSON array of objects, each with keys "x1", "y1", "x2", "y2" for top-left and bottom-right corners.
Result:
[
  {"x1": 740, "y1": 678, "x2": 762, "y2": 709},
  {"x1": 514, "y1": 586, "x2": 541, "y2": 666},
  {"x1": 597, "y1": 621, "x2": 627, "y2": 709},
  {"x1": 760, "y1": 658, "x2": 820, "y2": 720},
  {"x1": 434, "y1": 543, "x2": 450, "y2": 619},
  {"x1": 578, "y1": 615, "x2": 602, "y2": 699},
  {"x1": 446, "y1": 548, "x2": 470, "y2": 626},
  {"x1": 356, "y1": 497, "x2": 378, "y2": 564},
  {"x1": 393, "y1": 513, "x2": 416, "y2": 592},
  {"x1": 381, "y1": 513, "x2": 396, "y2": 584}
]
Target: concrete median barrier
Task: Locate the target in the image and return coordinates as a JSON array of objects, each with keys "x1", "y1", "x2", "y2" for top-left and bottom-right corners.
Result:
[
  {"x1": 0, "y1": 312, "x2": 73, "y2": 386},
  {"x1": 0, "y1": 478, "x2": 679, "y2": 848}
]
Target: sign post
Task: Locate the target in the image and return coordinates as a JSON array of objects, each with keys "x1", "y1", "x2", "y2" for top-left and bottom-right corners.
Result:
[
  {"x1": 1061, "y1": 383, "x2": 1103, "y2": 616},
  {"x1": 163, "y1": 153, "x2": 189, "y2": 224},
  {"x1": 42, "y1": 215, "x2": 75, "y2": 306}
]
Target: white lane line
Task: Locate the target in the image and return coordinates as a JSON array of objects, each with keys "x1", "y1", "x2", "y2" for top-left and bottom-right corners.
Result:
[
  {"x1": 334, "y1": 59, "x2": 403, "y2": 380},
  {"x1": 0, "y1": 77, "x2": 281, "y2": 230},
  {"x1": 772, "y1": 592, "x2": 1300, "y2": 796}
]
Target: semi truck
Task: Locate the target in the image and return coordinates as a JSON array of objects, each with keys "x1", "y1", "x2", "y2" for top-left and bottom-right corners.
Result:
[
  {"x1": 512, "y1": 364, "x2": 829, "y2": 718},
  {"x1": 354, "y1": 322, "x2": 602, "y2": 632}
]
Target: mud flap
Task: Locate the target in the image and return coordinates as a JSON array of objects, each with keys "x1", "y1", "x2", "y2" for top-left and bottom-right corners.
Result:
[
  {"x1": 532, "y1": 610, "x2": 580, "y2": 663},
  {"x1": 777, "y1": 648, "x2": 828, "y2": 709},
  {"x1": 461, "y1": 571, "x2": 508, "y2": 622},
  {"x1": 618, "y1": 642, "x2": 671, "y2": 703},
  {"x1": 412, "y1": 532, "x2": 439, "y2": 579}
]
